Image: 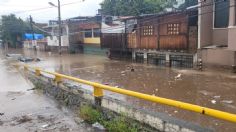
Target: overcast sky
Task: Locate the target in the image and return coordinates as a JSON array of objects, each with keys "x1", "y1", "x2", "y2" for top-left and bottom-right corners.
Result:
[{"x1": 0, "y1": 0, "x2": 103, "y2": 23}]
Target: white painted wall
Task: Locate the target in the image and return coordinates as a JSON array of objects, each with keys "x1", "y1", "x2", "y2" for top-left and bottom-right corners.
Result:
[{"x1": 47, "y1": 35, "x2": 69, "y2": 47}]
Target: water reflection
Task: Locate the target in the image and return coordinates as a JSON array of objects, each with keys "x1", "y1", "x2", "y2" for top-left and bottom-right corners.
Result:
[{"x1": 7, "y1": 48, "x2": 236, "y2": 131}]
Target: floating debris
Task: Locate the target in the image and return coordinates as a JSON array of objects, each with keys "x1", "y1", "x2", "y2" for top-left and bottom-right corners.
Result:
[
  {"x1": 121, "y1": 71, "x2": 126, "y2": 74},
  {"x1": 42, "y1": 124, "x2": 50, "y2": 128},
  {"x1": 92, "y1": 122, "x2": 105, "y2": 131},
  {"x1": 221, "y1": 100, "x2": 234, "y2": 104},
  {"x1": 0, "y1": 113, "x2": 4, "y2": 116},
  {"x1": 211, "y1": 100, "x2": 216, "y2": 104},
  {"x1": 213, "y1": 96, "x2": 221, "y2": 99},
  {"x1": 131, "y1": 67, "x2": 135, "y2": 72},
  {"x1": 175, "y1": 73, "x2": 182, "y2": 80},
  {"x1": 104, "y1": 83, "x2": 109, "y2": 85}
]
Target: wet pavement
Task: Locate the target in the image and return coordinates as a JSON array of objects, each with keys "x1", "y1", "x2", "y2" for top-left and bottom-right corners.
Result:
[
  {"x1": 4, "y1": 48, "x2": 236, "y2": 132},
  {"x1": 0, "y1": 49, "x2": 92, "y2": 132}
]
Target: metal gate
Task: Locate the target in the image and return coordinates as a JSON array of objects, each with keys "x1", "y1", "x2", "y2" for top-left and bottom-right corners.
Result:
[
  {"x1": 170, "y1": 55, "x2": 193, "y2": 68},
  {"x1": 135, "y1": 52, "x2": 144, "y2": 63},
  {"x1": 147, "y1": 53, "x2": 166, "y2": 66}
]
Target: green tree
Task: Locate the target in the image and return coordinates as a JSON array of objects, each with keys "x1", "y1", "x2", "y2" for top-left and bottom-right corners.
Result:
[
  {"x1": 0, "y1": 14, "x2": 31, "y2": 48},
  {"x1": 178, "y1": 0, "x2": 198, "y2": 10},
  {"x1": 100, "y1": 0, "x2": 177, "y2": 16}
]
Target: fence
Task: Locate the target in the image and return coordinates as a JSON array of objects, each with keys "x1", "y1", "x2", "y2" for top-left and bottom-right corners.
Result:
[{"x1": 15, "y1": 64, "x2": 236, "y2": 123}]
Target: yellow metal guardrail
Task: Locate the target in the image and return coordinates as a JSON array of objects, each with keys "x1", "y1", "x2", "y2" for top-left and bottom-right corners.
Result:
[{"x1": 15, "y1": 64, "x2": 236, "y2": 123}]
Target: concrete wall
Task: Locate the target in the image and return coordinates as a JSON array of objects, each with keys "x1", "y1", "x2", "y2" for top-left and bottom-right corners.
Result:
[
  {"x1": 228, "y1": 27, "x2": 236, "y2": 51},
  {"x1": 198, "y1": 0, "x2": 213, "y2": 48},
  {"x1": 212, "y1": 29, "x2": 228, "y2": 46},
  {"x1": 47, "y1": 36, "x2": 69, "y2": 47},
  {"x1": 27, "y1": 72, "x2": 212, "y2": 132},
  {"x1": 201, "y1": 48, "x2": 236, "y2": 66}
]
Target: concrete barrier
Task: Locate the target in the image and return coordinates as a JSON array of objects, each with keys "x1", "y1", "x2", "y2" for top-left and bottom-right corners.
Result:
[{"x1": 27, "y1": 72, "x2": 213, "y2": 132}]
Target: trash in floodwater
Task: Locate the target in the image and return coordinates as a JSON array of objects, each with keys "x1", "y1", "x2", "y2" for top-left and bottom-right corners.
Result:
[
  {"x1": 211, "y1": 100, "x2": 216, "y2": 104},
  {"x1": 131, "y1": 68, "x2": 135, "y2": 72},
  {"x1": 92, "y1": 122, "x2": 105, "y2": 131},
  {"x1": 6, "y1": 54, "x2": 22, "y2": 58},
  {"x1": 121, "y1": 71, "x2": 125, "y2": 74},
  {"x1": 213, "y1": 96, "x2": 221, "y2": 99},
  {"x1": 155, "y1": 88, "x2": 158, "y2": 92},
  {"x1": 41, "y1": 124, "x2": 50, "y2": 128},
  {"x1": 0, "y1": 113, "x2": 4, "y2": 116},
  {"x1": 221, "y1": 100, "x2": 234, "y2": 104},
  {"x1": 199, "y1": 90, "x2": 213, "y2": 96},
  {"x1": 175, "y1": 73, "x2": 182, "y2": 80},
  {"x1": 18, "y1": 57, "x2": 41, "y2": 62},
  {"x1": 174, "y1": 110, "x2": 178, "y2": 113},
  {"x1": 18, "y1": 57, "x2": 34, "y2": 62},
  {"x1": 104, "y1": 83, "x2": 109, "y2": 85}
]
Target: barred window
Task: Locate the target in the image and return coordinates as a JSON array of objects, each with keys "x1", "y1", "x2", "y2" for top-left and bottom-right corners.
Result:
[
  {"x1": 84, "y1": 29, "x2": 92, "y2": 38},
  {"x1": 93, "y1": 28, "x2": 100, "y2": 37},
  {"x1": 167, "y1": 23, "x2": 180, "y2": 35},
  {"x1": 143, "y1": 26, "x2": 153, "y2": 36},
  {"x1": 214, "y1": 0, "x2": 229, "y2": 28}
]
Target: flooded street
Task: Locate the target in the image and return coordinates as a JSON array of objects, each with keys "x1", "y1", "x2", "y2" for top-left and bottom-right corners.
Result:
[
  {"x1": 0, "y1": 49, "x2": 92, "y2": 132},
  {"x1": 4, "y1": 48, "x2": 236, "y2": 131}
]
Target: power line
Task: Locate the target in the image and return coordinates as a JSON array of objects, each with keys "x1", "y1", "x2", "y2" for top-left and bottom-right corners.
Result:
[
  {"x1": 11, "y1": 0, "x2": 85, "y2": 14},
  {"x1": 101, "y1": 2, "x2": 234, "y2": 32},
  {"x1": 2, "y1": 1, "x2": 233, "y2": 37},
  {"x1": 23, "y1": 3, "x2": 234, "y2": 37}
]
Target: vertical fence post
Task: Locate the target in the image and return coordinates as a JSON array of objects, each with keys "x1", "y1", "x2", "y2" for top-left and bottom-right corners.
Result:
[
  {"x1": 35, "y1": 68, "x2": 41, "y2": 76},
  {"x1": 14, "y1": 65, "x2": 19, "y2": 70},
  {"x1": 54, "y1": 75, "x2": 62, "y2": 84},
  {"x1": 24, "y1": 66, "x2": 28, "y2": 71},
  {"x1": 93, "y1": 87, "x2": 104, "y2": 107}
]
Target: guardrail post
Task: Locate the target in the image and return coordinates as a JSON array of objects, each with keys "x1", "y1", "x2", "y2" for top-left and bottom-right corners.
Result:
[
  {"x1": 35, "y1": 68, "x2": 41, "y2": 76},
  {"x1": 54, "y1": 75, "x2": 62, "y2": 84},
  {"x1": 24, "y1": 66, "x2": 28, "y2": 71},
  {"x1": 14, "y1": 65, "x2": 19, "y2": 70},
  {"x1": 93, "y1": 87, "x2": 104, "y2": 106}
]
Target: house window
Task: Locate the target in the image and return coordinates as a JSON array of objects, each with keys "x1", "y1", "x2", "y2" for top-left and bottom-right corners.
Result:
[
  {"x1": 214, "y1": 0, "x2": 229, "y2": 28},
  {"x1": 93, "y1": 28, "x2": 100, "y2": 37},
  {"x1": 167, "y1": 23, "x2": 180, "y2": 35},
  {"x1": 235, "y1": 0, "x2": 236, "y2": 25},
  {"x1": 143, "y1": 26, "x2": 153, "y2": 36},
  {"x1": 84, "y1": 29, "x2": 92, "y2": 38}
]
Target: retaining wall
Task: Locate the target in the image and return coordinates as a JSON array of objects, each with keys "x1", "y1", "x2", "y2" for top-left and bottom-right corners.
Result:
[{"x1": 27, "y1": 72, "x2": 213, "y2": 132}]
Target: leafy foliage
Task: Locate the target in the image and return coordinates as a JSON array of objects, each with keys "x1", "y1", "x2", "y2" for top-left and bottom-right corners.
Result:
[
  {"x1": 178, "y1": 0, "x2": 198, "y2": 10},
  {"x1": 79, "y1": 105, "x2": 155, "y2": 132},
  {"x1": 100, "y1": 0, "x2": 177, "y2": 16},
  {"x1": 0, "y1": 14, "x2": 31, "y2": 47}
]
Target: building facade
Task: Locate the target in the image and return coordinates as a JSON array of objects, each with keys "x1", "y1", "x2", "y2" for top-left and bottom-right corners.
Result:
[{"x1": 198, "y1": 0, "x2": 236, "y2": 67}]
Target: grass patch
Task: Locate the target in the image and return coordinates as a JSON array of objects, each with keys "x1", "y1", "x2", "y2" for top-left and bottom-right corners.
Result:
[
  {"x1": 79, "y1": 105, "x2": 102, "y2": 124},
  {"x1": 79, "y1": 105, "x2": 141, "y2": 132}
]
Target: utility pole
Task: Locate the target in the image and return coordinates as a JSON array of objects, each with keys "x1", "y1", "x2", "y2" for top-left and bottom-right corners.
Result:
[
  {"x1": 29, "y1": 15, "x2": 35, "y2": 41},
  {"x1": 49, "y1": 0, "x2": 62, "y2": 55},
  {"x1": 29, "y1": 15, "x2": 36, "y2": 51},
  {"x1": 58, "y1": 0, "x2": 62, "y2": 55}
]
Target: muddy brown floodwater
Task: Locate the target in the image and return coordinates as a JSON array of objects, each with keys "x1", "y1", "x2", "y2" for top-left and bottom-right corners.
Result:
[
  {"x1": 0, "y1": 49, "x2": 93, "y2": 132},
  {"x1": 6, "y1": 48, "x2": 236, "y2": 132}
]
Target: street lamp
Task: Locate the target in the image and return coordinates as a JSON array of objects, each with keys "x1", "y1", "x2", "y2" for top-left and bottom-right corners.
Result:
[{"x1": 49, "y1": 0, "x2": 62, "y2": 55}]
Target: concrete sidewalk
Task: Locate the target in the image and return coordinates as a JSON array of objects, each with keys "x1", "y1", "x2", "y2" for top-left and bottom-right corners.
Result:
[{"x1": 0, "y1": 54, "x2": 91, "y2": 132}]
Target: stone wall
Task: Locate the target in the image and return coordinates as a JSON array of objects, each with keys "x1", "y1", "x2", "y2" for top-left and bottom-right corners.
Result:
[{"x1": 28, "y1": 72, "x2": 213, "y2": 132}]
